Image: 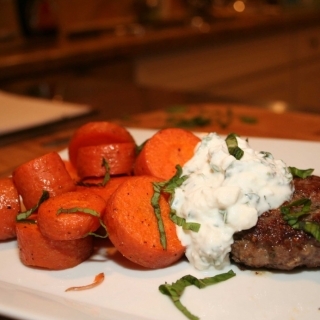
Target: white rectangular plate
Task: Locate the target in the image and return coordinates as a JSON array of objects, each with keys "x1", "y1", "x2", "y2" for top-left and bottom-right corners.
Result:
[{"x1": 1, "y1": 128, "x2": 319, "y2": 320}]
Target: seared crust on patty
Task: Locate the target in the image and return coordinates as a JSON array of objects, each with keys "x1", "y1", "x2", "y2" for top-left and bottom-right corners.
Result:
[{"x1": 231, "y1": 175, "x2": 320, "y2": 270}]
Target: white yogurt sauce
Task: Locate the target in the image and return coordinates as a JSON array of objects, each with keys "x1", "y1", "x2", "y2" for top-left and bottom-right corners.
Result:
[{"x1": 171, "y1": 133, "x2": 293, "y2": 270}]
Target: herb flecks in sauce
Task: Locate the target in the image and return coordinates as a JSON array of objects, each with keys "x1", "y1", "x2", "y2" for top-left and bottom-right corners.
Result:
[{"x1": 171, "y1": 133, "x2": 293, "y2": 270}]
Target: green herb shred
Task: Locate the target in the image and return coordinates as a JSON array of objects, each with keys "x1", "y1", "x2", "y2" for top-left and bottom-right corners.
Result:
[
  {"x1": 151, "y1": 165, "x2": 191, "y2": 249},
  {"x1": 225, "y1": 133, "x2": 244, "y2": 160},
  {"x1": 101, "y1": 158, "x2": 111, "y2": 186},
  {"x1": 151, "y1": 183, "x2": 168, "y2": 249},
  {"x1": 170, "y1": 210, "x2": 200, "y2": 232},
  {"x1": 281, "y1": 198, "x2": 320, "y2": 241},
  {"x1": 77, "y1": 158, "x2": 110, "y2": 187},
  {"x1": 239, "y1": 115, "x2": 258, "y2": 124},
  {"x1": 57, "y1": 207, "x2": 108, "y2": 238},
  {"x1": 288, "y1": 167, "x2": 314, "y2": 179},
  {"x1": 16, "y1": 190, "x2": 49, "y2": 221},
  {"x1": 217, "y1": 108, "x2": 233, "y2": 129},
  {"x1": 175, "y1": 116, "x2": 211, "y2": 128},
  {"x1": 159, "y1": 270, "x2": 236, "y2": 320}
]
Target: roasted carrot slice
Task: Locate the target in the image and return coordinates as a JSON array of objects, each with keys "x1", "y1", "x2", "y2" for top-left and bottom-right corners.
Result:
[
  {"x1": 0, "y1": 177, "x2": 21, "y2": 240},
  {"x1": 37, "y1": 190, "x2": 106, "y2": 241},
  {"x1": 68, "y1": 121, "x2": 135, "y2": 167},
  {"x1": 76, "y1": 176, "x2": 130, "y2": 204},
  {"x1": 104, "y1": 175, "x2": 185, "y2": 269},
  {"x1": 76, "y1": 143, "x2": 136, "y2": 179},
  {"x1": 133, "y1": 128, "x2": 200, "y2": 180},
  {"x1": 63, "y1": 160, "x2": 80, "y2": 183},
  {"x1": 12, "y1": 152, "x2": 76, "y2": 210},
  {"x1": 16, "y1": 215, "x2": 94, "y2": 270}
]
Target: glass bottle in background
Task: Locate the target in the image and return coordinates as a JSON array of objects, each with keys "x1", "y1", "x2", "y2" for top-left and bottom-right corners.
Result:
[{"x1": 16, "y1": 0, "x2": 58, "y2": 38}]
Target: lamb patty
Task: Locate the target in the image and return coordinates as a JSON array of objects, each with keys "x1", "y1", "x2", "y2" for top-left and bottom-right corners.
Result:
[{"x1": 231, "y1": 175, "x2": 320, "y2": 270}]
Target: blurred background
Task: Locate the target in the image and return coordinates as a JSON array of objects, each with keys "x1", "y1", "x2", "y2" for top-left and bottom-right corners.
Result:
[{"x1": 0, "y1": 0, "x2": 320, "y2": 119}]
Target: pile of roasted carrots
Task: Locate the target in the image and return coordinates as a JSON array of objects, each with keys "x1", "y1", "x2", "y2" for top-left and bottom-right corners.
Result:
[{"x1": 0, "y1": 122, "x2": 200, "y2": 270}]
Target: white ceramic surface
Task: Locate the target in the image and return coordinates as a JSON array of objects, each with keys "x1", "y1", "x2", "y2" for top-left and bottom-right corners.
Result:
[
  {"x1": 0, "y1": 91, "x2": 91, "y2": 135},
  {"x1": 0, "y1": 128, "x2": 319, "y2": 320}
]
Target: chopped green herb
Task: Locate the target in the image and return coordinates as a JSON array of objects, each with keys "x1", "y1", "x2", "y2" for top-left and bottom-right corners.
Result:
[
  {"x1": 159, "y1": 270, "x2": 236, "y2": 320},
  {"x1": 57, "y1": 207, "x2": 108, "y2": 238},
  {"x1": 225, "y1": 133, "x2": 244, "y2": 160},
  {"x1": 216, "y1": 108, "x2": 233, "y2": 129},
  {"x1": 151, "y1": 165, "x2": 189, "y2": 249},
  {"x1": 260, "y1": 151, "x2": 272, "y2": 159},
  {"x1": 151, "y1": 183, "x2": 168, "y2": 249},
  {"x1": 281, "y1": 198, "x2": 311, "y2": 225},
  {"x1": 281, "y1": 198, "x2": 320, "y2": 241},
  {"x1": 289, "y1": 167, "x2": 314, "y2": 179},
  {"x1": 77, "y1": 158, "x2": 110, "y2": 187},
  {"x1": 170, "y1": 210, "x2": 200, "y2": 232},
  {"x1": 16, "y1": 190, "x2": 49, "y2": 221},
  {"x1": 239, "y1": 115, "x2": 258, "y2": 124},
  {"x1": 158, "y1": 165, "x2": 188, "y2": 195},
  {"x1": 295, "y1": 221, "x2": 320, "y2": 241},
  {"x1": 101, "y1": 158, "x2": 111, "y2": 186},
  {"x1": 175, "y1": 116, "x2": 211, "y2": 128}
]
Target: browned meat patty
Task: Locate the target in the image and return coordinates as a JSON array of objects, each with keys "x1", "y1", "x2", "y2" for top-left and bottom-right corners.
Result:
[{"x1": 231, "y1": 175, "x2": 320, "y2": 270}]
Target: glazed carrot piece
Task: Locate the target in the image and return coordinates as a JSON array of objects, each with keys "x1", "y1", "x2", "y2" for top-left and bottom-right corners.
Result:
[
  {"x1": 76, "y1": 142, "x2": 136, "y2": 179},
  {"x1": 68, "y1": 121, "x2": 135, "y2": 167},
  {"x1": 63, "y1": 160, "x2": 80, "y2": 183},
  {"x1": 134, "y1": 128, "x2": 200, "y2": 180},
  {"x1": 104, "y1": 175, "x2": 185, "y2": 269},
  {"x1": 0, "y1": 177, "x2": 21, "y2": 240},
  {"x1": 12, "y1": 152, "x2": 76, "y2": 210},
  {"x1": 76, "y1": 176, "x2": 130, "y2": 204},
  {"x1": 16, "y1": 214, "x2": 94, "y2": 270},
  {"x1": 37, "y1": 190, "x2": 106, "y2": 241}
]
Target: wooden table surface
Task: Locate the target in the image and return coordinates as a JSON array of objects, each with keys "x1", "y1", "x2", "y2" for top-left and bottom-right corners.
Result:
[{"x1": 1, "y1": 101, "x2": 319, "y2": 178}]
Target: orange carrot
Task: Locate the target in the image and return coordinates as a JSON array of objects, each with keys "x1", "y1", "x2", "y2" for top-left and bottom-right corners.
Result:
[
  {"x1": 63, "y1": 160, "x2": 80, "y2": 183},
  {"x1": 104, "y1": 175, "x2": 185, "y2": 269},
  {"x1": 76, "y1": 176, "x2": 130, "y2": 204},
  {"x1": 76, "y1": 143, "x2": 136, "y2": 179},
  {"x1": 37, "y1": 190, "x2": 106, "y2": 241},
  {"x1": 0, "y1": 177, "x2": 21, "y2": 240},
  {"x1": 12, "y1": 152, "x2": 76, "y2": 210},
  {"x1": 134, "y1": 128, "x2": 200, "y2": 180},
  {"x1": 68, "y1": 121, "x2": 135, "y2": 167},
  {"x1": 16, "y1": 214, "x2": 94, "y2": 270}
]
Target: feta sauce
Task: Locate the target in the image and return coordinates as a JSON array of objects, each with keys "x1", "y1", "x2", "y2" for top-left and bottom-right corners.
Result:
[{"x1": 171, "y1": 133, "x2": 293, "y2": 270}]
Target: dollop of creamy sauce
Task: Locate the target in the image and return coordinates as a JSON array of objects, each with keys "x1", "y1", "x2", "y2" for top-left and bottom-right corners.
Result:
[{"x1": 171, "y1": 133, "x2": 293, "y2": 270}]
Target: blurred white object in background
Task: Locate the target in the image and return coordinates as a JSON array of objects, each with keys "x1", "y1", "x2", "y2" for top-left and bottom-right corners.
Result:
[{"x1": 0, "y1": 91, "x2": 91, "y2": 135}]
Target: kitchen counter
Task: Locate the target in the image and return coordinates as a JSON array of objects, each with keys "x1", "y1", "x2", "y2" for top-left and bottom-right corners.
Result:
[{"x1": 1, "y1": 7, "x2": 320, "y2": 82}]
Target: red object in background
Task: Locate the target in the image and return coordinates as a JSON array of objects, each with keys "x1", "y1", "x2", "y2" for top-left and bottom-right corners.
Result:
[{"x1": 16, "y1": 0, "x2": 58, "y2": 37}]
